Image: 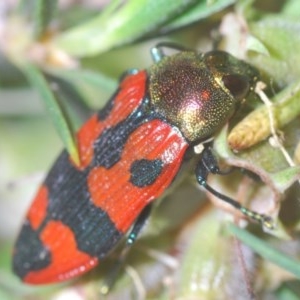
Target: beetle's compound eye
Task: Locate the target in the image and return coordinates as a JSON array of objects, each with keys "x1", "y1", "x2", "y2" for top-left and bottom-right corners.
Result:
[{"x1": 222, "y1": 74, "x2": 250, "y2": 101}]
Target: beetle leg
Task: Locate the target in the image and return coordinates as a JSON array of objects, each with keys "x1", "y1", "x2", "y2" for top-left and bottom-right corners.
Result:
[
  {"x1": 195, "y1": 145, "x2": 275, "y2": 229},
  {"x1": 151, "y1": 42, "x2": 192, "y2": 63},
  {"x1": 101, "y1": 203, "x2": 152, "y2": 294},
  {"x1": 126, "y1": 203, "x2": 152, "y2": 246}
]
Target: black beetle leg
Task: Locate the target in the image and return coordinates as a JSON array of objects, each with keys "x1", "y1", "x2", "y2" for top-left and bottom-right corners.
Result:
[{"x1": 195, "y1": 145, "x2": 275, "y2": 229}]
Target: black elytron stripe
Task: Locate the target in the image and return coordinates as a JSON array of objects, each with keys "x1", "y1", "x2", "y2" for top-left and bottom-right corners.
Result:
[
  {"x1": 97, "y1": 88, "x2": 119, "y2": 121},
  {"x1": 13, "y1": 150, "x2": 125, "y2": 278},
  {"x1": 13, "y1": 220, "x2": 51, "y2": 278},
  {"x1": 93, "y1": 99, "x2": 150, "y2": 169},
  {"x1": 44, "y1": 151, "x2": 123, "y2": 258}
]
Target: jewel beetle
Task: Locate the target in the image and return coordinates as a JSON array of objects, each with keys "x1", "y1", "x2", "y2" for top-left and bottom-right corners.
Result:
[{"x1": 13, "y1": 43, "x2": 274, "y2": 285}]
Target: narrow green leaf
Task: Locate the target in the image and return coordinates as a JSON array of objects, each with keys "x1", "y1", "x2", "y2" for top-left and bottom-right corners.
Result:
[
  {"x1": 276, "y1": 281, "x2": 300, "y2": 300},
  {"x1": 54, "y1": 0, "x2": 198, "y2": 57},
  {"x1": 162, "y1": 0, "x2": 235, "y2": 32},
  {"x1": 21, "y1": 63, "x2": 80, "y2": 165},
  {"x1": 34, "y1": 0, "x2": 58, "y2": 37},
  {"x1": 46, "y1": 68, "x2": 117, "y2": 109},
  {"x1": 227, "y1": 223, "x2": 300, "y2": 278}
]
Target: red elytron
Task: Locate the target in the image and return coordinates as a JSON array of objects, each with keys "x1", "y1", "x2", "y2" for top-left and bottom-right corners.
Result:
[{"x1": 13, "y1": 43, "x2": 272, "y2": 285}]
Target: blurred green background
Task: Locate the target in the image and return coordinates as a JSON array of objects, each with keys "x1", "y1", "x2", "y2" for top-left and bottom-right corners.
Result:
[{"x1": 1, "y1": 0, "x2": 300, "y2": 299}]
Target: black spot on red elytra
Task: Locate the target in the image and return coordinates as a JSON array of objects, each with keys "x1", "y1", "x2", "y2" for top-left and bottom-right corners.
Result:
[{"x1": 129, "y1": 159, "x2": 164, "y2": 187}]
